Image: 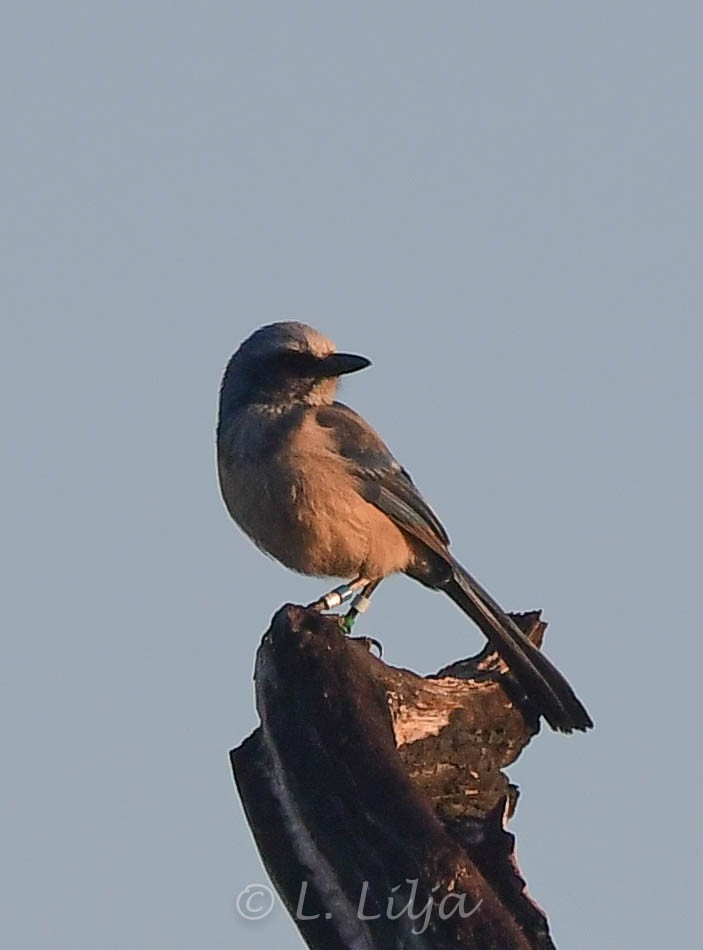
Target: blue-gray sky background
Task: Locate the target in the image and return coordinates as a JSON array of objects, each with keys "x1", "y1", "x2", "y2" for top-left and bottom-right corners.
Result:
[{"x1": 3, "y1": 3, "x2": 701, "y2": 948}]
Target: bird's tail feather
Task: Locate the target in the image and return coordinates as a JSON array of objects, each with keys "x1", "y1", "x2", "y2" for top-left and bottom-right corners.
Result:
[{"x1": 442, "y1": 560, "x2": 593, "y2": 733}]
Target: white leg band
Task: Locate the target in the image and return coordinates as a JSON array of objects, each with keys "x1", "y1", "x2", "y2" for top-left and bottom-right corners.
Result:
[{"x1": 351, "y1": 593, "x2": 372, "y2": 614}]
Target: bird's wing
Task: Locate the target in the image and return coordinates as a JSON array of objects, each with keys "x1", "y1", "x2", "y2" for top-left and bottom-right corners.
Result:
[
  {"x1": 316, "y1": 406, "x2": 592, "y2": 733},
  {"x1": 315, "y1": 402, "x2": 450, "y2": 553}
]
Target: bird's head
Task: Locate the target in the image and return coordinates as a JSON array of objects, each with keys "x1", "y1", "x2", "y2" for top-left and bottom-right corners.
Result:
[{"x1": 219, "y1": 321, "x2": 371, "y2": 416}]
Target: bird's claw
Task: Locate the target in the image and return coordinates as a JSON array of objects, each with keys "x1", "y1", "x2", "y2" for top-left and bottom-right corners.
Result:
[{"x1": 345, "y1": 633, "x2": 383, "y2": 657}]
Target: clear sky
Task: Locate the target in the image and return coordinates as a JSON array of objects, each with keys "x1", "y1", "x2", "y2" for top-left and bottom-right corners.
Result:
[{"x1": 3, "y1": 3, "x2": 701, "y2": 948}]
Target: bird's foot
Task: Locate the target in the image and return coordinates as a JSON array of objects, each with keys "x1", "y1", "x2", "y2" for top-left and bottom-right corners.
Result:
[
  {"x1": 338, "y1": 610, "x2": 383, "y2": 656},
  {"x1": 345, "y1": 632, "x2": 384, "y2": 658}
]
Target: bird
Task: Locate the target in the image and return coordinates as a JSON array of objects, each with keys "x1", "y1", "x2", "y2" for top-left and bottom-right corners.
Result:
[{"x1": 216, "y1": 321, "x2": 593, "y2": 734}]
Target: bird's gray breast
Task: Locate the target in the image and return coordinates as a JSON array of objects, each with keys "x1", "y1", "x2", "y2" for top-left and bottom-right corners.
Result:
[{"x1": 217, "y1": 405, "x2": 367, "y2": 576}]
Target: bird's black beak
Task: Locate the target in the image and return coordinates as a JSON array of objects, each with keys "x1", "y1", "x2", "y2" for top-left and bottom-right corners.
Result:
[{"x1": 315, "y1": 353, "x2": 372, "y2": 378}]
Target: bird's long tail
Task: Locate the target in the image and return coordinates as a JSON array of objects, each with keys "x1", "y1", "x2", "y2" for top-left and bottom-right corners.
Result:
[{"x1": 441, "y1": 560, "x2": 592, "y2": 733}]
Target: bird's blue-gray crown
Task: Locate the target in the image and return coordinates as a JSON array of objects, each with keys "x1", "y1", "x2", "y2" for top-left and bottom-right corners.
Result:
[
  {"x1": 236, "y1": 321, "x2": 336, "y2": 360},
  {"x1": 219, "y1": 321, "x2": 371, "y2": 416}
]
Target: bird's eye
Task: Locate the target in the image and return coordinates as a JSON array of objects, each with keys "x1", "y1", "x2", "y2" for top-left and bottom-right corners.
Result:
[{"x1": 273, "y1": 351, "x2": 319, "y2": 375}]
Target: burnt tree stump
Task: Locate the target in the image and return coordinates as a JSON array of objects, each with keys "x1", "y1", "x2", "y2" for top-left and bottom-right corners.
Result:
[{"x1": 230, "y1": 604, "x2": 560, "y2": 949}]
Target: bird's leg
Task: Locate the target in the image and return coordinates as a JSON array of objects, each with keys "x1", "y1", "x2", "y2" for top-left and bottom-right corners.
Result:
[
  {"x1": 307, "y1": 576, "x2": 369, "y2": 612},
  {"x1": 340, "y1": 580, "x2": 381, "y2": 634}
]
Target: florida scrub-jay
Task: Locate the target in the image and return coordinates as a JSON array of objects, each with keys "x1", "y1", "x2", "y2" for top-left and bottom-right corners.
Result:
[{"x1": 216, "y1": 321, "x2": 592, "y2": 734}]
